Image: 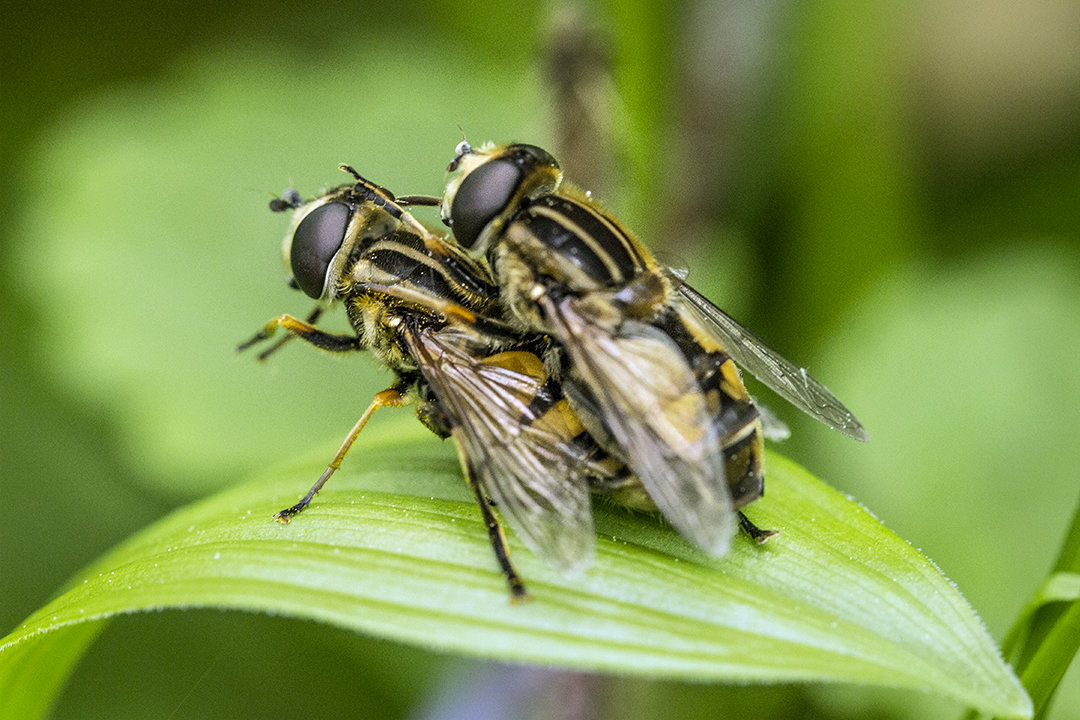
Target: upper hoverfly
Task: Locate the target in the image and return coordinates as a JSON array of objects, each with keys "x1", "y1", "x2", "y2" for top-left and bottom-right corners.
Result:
[
  {"x1": 439, "y1": 141, "x2": 868, "y2": 558},
  {"x1": 240, "y1": 167, "x2": 635, "y2": 599}
]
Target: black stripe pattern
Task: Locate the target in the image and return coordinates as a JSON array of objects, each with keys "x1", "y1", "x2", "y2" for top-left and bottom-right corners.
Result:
[
  {"x1": 519, "y1": 195, "x2": 645, "y2": 286},
  {"x1": 351, "y1": 227, "x2": 499, "y2": 314}
]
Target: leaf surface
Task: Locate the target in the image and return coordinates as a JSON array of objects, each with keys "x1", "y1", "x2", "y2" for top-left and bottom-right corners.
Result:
[{"x1": 0, "y1": 428, "x2": 1031, "y2": 718}]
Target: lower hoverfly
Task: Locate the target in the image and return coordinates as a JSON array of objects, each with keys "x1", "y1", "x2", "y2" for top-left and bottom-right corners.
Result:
[
  {"x1": 240, "y1": 167, "x2": 639, "y2": 599},
  {"x1": 438, "y1": 141, "x2": 867, "y2": 558}
]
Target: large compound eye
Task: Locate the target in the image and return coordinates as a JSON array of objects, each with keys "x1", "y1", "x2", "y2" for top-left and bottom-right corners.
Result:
[
  {"x1": 449, "y1": 158, "x2": 523, "y2": 249},
  {"x1": 511, "y1": 144, "x2": 558, "y2": 169},
  {"x1": 290, "y1": 202, "x2": 350, "y2": 298}
]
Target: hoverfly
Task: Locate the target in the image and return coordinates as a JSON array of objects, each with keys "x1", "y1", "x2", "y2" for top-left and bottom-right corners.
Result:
[
  {"x1": 439, "y1": 141, "x2": 868, "y2": 558},
  {"x1": 240, "y1": 167, "x2": 635, "y2": 599}
]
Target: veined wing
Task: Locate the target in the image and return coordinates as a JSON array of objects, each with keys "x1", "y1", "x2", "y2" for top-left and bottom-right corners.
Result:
[
  {"x1": 677, "y1": 283, "x2": 869, "y2": 442},
  {"x1": 403, "y1": 325, "x2": 596, "y2": 576},
  {"x1": 542, "y1": 294, "x2": 736, "y2": 557}
]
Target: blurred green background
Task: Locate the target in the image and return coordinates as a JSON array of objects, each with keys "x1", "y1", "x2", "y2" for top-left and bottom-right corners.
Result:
[{"x1": 2, "y1": 0, "x2": 1078, "y2": 717}]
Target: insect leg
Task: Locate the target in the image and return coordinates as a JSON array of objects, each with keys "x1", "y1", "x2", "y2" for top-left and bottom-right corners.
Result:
[
  {"x1": 469, "y1": 476, "x2": 530, "y2": 601},
  {"x1": 239, "y1": 314, "x2": 363, "y2": 357},
  {"x1": 274, "y1": 383, "x2": 409, "y2": 522},
  {"x1": 393, "y1": 194, "x2": 442, "y2": 207},
  {"x1": 360, "y1": 282, "x2": 520, "y2": 341},
  {"x1": 737, "y1": 511, "x2": 778, "y2": 544},
  {"x1": 236, "y1": 307, "x2": 324, "y2": 360},
  {"x1": 451, "y1": 443, "x2": 529, "y2": 601}
]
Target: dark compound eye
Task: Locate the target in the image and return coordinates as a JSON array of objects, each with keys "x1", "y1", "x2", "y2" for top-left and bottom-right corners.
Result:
[
  {"x1": 510, "y1": 144, "x2": 558, "y2": 169},
  {"x1": 290, "y1": 201, "x2": 350, "y2": 298},
  {"x1": 449, "y1": 157, "x2": 522, "y2": 249}
]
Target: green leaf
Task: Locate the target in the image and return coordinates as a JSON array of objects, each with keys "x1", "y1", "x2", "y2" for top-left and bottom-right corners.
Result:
[{"x1": 0, "y1": 425, "x2": 1031, "y2": 719}]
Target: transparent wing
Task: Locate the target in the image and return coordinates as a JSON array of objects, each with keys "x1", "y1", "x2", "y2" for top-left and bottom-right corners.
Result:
[
  {"x1": 677, "y1": 283, "x2": 869, "y2": 442},
  {"x1": 404, "y1": 325, "x2": 596, "y2": 576},
  {"x1": 755, "y1": 400, "x2": 792, "y2": 442},
  {"x1": 543, "y1": 295, "x2": 736, "y2": 557}
]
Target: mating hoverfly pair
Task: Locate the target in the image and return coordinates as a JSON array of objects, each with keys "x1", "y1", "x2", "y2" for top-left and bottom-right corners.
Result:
[{"x1": 240, "y1": 142, "x2": 867, "y2": 599}]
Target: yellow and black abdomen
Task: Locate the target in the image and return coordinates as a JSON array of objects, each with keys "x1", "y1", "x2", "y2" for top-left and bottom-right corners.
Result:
[{"x1": 660, "y1": 308, "x2": 765, "y2": 509}]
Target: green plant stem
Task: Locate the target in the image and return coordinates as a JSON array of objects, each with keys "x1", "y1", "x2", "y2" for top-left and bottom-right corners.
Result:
[
  {"x1": 977, "y1": 493, "x2": 1080, "y2": 720},
  {"x1": 1022, "y1": 492, "x2": 1080, "y2": 718},
  {"x1": 1023, "y1": 598, "x2": 1080, "y2": 719}
]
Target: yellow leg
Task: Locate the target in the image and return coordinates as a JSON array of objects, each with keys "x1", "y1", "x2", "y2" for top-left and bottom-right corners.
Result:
[
  {"x1": 238, "y1": 313, "x2": 361, "y2": 357},
  {"x1": 236, "y1": 307, "x2": 324, "y2": 360},
  {"x1": 275, "y1": 386, "x2": 409, "y2": 521}
]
